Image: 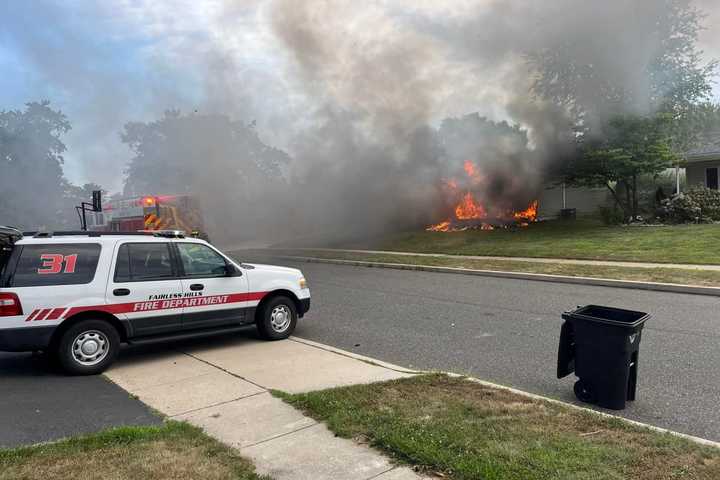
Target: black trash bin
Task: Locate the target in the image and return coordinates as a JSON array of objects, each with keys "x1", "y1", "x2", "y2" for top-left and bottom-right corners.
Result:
[{"x1": 557, "y1": 305, "x2": 650, "y2": 410}]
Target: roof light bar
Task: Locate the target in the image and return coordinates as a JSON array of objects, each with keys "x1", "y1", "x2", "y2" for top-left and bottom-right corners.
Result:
[{"x1": 138, "y1": 230, "x2": 186, "y2": 238}]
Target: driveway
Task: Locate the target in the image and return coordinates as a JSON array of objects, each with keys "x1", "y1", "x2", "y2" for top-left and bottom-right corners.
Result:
[{"x1": 0, "y1": 352, "x2": 160, "y2": 448}]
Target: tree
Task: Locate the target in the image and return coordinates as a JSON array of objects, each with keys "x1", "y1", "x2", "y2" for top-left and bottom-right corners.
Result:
[
  {"x1": 563, "y1": 114, "x2": 678, "y2": 219},
  {"x1": 530, "y1": 1, "x2": 716, "y2": 220},
  {"x1": 122, "y1": 111, "x2": 288, "y2": 196},
  {"x1": 530, "y1": 0, "x2": 716, "y2": 160},
  {"x1": 121, "y1": 111, "x2": 290, "y2": 241},
  {"x1": 436, "y1": 114, "x2": 541, "y2": 211},
  {"x1": 0, "y1": 101, "x2": 72, "y2": 229}
]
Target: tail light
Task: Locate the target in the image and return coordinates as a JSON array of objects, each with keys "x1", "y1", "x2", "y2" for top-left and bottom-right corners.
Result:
[{"x1": 0, "y1": 293, "x2": 23, "y2": 317}]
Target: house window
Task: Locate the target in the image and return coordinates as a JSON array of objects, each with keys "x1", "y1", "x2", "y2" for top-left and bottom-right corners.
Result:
[{"x1": 706, "y1": 168, "x2": 719, "y2": 190}]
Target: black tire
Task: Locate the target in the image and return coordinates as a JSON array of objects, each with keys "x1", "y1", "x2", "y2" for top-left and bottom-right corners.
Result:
[
  {"x1": 257, "y1": 296, "x2": 297, "y2": 340},
  {"x1": 56, "y1": 320, "x2": 120, "y2": 375},
  {"x1": 574, "y1": 379, "x2": 597, "y2": 404}
]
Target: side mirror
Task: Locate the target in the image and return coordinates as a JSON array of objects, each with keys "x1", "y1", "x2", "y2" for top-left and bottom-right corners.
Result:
[{"x1": 225, "y1": 264, "x2": 241, "y2": 276}]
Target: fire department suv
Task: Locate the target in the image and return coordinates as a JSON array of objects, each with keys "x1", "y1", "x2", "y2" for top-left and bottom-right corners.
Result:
[{"x1": 0, "y1": 227, "x2": 310, "y2": 375}]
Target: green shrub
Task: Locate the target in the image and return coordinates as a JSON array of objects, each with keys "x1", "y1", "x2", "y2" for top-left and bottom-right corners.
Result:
[
  {"x1": 686, "y1": 186, "x2": 720, "y2": 220},
  {"x1": 655, "y1": 186, "x2": 720, "y2": 223}
]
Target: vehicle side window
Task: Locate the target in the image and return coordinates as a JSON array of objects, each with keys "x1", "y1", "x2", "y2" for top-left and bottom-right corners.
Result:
[
  {"x1": 10, "y1": 244, "x2": 101, "y2": 287},
  {"x1": 114, "y1": 244, "x2": 131, "y2": 282},
  {"x1": 177, "y1": 243, "x2": 228, "y2": 277},
  {"x1": 114, "y1": 243, "x2": 174, "y2": 282}
]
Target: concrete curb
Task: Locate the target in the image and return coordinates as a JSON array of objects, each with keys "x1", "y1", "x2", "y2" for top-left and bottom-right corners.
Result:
[
  {"x1": 278, "y1": 255, "x2": 720, "y2": 297},
  {"x1": 291, "y1": 337, "x2": 720, "y2": 450}
]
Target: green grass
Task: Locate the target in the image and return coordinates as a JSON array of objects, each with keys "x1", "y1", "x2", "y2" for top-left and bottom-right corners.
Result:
[
  {"x1": 258, "y1": 249, "x2": 720, "y2": 287},
  {"x1": 345, "y1": 218, "x2": 720, "y2": 265},
  {"x1": 0, "y1": 421, "x2": 270, "y2": 480},
  {"x1": 280, "y1": 374, "x2": 720, "y2": 480}
]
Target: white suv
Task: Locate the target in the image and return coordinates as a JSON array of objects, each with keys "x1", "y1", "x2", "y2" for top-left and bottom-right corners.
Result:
[{"x1": 0, "y1": 228, "x2": 310, "y2": 375}]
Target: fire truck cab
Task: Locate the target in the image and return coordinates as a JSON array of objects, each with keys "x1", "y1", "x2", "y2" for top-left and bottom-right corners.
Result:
[{"x1": 88, "y1": 194, "x2": 207, "y2": 239}]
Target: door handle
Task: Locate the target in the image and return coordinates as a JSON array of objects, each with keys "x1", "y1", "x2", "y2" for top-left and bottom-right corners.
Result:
[
  {"x1": 113, "y1": 288, "x2": 130, "y2": 296},
  {"x1": 190, "y1": 284, "x2": 204, "y2": 291}
]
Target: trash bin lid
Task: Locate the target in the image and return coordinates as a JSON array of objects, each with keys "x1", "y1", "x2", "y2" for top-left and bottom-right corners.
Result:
[{"x1": 562, "y1": 305, "x2": 650, "y2": 329}]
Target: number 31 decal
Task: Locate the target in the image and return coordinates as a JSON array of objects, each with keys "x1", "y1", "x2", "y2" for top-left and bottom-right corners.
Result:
[{"x1": 37, "y1": 254, "x2": 78, "y2": 275}]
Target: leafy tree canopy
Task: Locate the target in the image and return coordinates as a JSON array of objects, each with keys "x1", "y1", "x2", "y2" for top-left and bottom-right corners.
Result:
[
  {"x1": 122, "y1": 110, "x2": 289, "y2": 198},
  {"x1": 121, "y1": 111, "x2": 291, "y2": 241},
  {"x1": 0, "y1": 101, "x2": 74, "y2": 229},
  {"x1": 565, "y1": 114, "x2": 678, "y2": 218},
  {"x1": 530, "y1": 0, "x2": 716, "y2": 129}
]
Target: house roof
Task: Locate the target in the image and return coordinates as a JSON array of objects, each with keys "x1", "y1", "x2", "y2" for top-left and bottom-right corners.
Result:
[{"x1": 686, "y1": 132, "x2": 720, "y2": 163}]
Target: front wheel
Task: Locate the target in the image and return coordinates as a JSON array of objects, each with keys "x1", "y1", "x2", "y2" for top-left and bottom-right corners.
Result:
[
  {"x1": 56, "y1": 320, "x2": 120, "y2": 375},
  {"x1": 257, "y1": 296, "x2": 297, "y2": 340}
]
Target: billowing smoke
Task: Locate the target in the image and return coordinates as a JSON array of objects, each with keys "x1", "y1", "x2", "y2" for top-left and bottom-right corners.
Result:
[
  {"x1": 2, "y1": 0, "x2": 718, "y2": 243},
  {"x1": 253, "y1": 0, "x2": 712, "y2": 240}
]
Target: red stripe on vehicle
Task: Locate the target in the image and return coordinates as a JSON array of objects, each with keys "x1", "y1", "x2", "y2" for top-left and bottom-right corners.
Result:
[
  {"x1": 25, "y1": 309, "x2": 41, "y2": 322},
  {"x1": 34, "y1": 309, "x2": 53, "y2": 321},
  {"x1": 62, "y1": 291, "x2": 268, "y2": 319},
  {"x1": 45, "y1": 308, "x2": 66, "y2": 321}
]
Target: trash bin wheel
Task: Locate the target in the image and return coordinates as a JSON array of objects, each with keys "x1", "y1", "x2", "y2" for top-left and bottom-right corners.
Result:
[{"x1": 574, "y1": 379, "x2": 596, "y2": 403}]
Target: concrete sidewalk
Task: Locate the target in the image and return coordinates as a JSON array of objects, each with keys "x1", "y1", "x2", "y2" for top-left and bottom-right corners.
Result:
[
  {"x1": 105, "y1": 336, "x2": 424, "y2": 480},
  {"x1": 272, "y1": 247, "x2": 720, "y2": 271}
]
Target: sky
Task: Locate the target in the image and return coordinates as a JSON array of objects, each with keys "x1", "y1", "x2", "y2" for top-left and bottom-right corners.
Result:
[{"x1": 1, "y1": 0, "x2": 719, "y2": 194}]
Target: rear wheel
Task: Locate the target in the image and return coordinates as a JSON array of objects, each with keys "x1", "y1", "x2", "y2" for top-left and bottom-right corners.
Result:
[
  {"x1": 56, "y1": 320, "x2": 120, "y2": 375},
  {"x1": 574, "y1": 379, "x2": 597, "y2": 404},
  {"x1": 257, "y1": 296, "x2": 297, "y2": 340}
]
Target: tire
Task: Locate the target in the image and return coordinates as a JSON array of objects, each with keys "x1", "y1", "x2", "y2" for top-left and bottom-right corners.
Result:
[
  {"x1": 574, "y1": 379, "x2": 597, "y2": 404},
  {"x1": 257, "y1": 296, "x2": 297, "y2": 340},
  {"x1": 56, "y1": 320, "x2": 120, "y2": 375}
]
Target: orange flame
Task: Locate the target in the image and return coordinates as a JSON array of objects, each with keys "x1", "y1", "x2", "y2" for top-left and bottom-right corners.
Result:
[
  {"x1": 427, "y1": 221, "x2": 451, "y2": 232},
  {"x1": 455, "y1": 192, "x2": 487, "y2": 220},
  {"x1": 426, "y1": 162, "x2": 538, "y2": 232},
  {"x1": 512, "y1": 200, "x2": 538, "y2": 222}
]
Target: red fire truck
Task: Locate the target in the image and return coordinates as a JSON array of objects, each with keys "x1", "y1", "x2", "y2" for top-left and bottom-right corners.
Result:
[{"x1": 87, "y1": 194, "x2": 207, "y2": 238}]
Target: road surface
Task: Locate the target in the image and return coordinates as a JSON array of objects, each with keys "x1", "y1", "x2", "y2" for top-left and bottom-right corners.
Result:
[
  {"x1": 0, "y1": 352, "x2": 160, "y2": 448},
  {"x1": 247, "y1": 256, "x2": 720, "y2": 442}
]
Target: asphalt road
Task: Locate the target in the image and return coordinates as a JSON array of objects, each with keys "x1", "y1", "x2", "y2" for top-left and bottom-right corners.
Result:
[
  {"x1": 251, "y1": 256, "x2": 720, "y2": 442},
  {"x1": 0, "y1": 352, "x2": 160, "y2": 448}
]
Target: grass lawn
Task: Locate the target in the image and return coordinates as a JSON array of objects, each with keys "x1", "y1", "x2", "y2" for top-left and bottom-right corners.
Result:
[
  {"x1": 280, "y1": 374, "x2": 720, "y2": 480},
  {"x1": 345, "y1": 218, "x2": 720, "y2": 265},
  {"x1": 256, "y1": 249, "x2": 720, "y2": 287},
  {"x1": 0, "y1": 421, "x2": 270, "y2": 480}
]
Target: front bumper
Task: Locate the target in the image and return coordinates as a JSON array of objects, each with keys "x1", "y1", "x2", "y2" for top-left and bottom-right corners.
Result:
[
  {"x1": 299, "y1": 297, "x2": 311, "y2": 317},
  {"x1": 0, "y1": 326, "x2": 55, "y2": 352}
]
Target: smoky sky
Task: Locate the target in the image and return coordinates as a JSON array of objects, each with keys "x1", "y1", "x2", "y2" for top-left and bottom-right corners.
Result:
[
  {"x1": 2, "y1": 0, "x2": 719, "y2": 241},
  {"x1": 260, "y1": 0, "x2": 720, "y2": 239}
]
